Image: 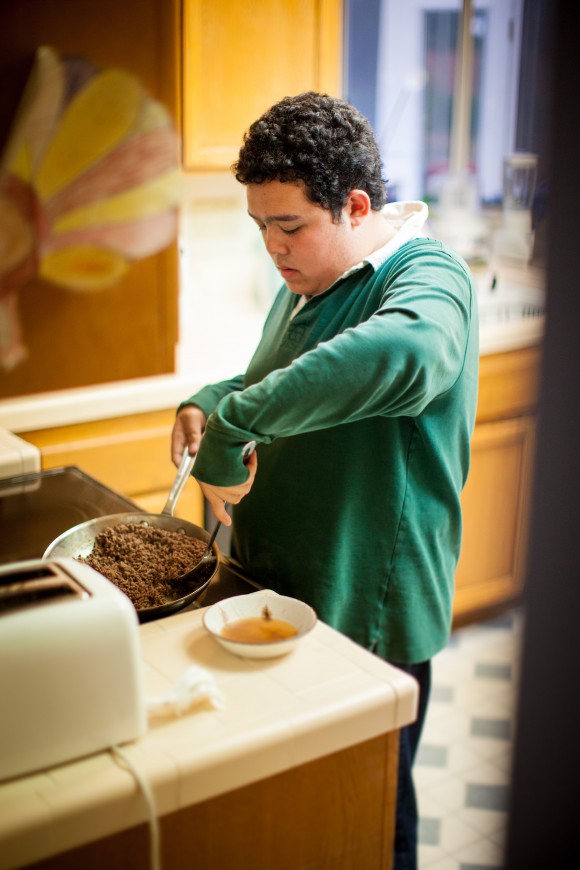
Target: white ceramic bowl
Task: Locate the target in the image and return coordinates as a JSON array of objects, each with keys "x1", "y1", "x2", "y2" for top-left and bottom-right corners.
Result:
[{"x1": 203, "y1": 590, "x2": 317, "y2": 659}]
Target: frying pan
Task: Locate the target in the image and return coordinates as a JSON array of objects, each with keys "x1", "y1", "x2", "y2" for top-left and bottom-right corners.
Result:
[{"x1": 43, "y1": 450, "x2": 218, "y2": 623}]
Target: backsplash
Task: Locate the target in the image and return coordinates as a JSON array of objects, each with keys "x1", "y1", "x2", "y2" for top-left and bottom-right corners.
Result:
[{"x1": 177, "y1": 174, "x2": 279, "y2": 380}]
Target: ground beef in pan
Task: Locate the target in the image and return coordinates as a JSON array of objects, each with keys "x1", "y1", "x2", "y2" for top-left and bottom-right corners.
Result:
[{"x1": 77, "y1": 523, "x2": 214, "y2": 610}]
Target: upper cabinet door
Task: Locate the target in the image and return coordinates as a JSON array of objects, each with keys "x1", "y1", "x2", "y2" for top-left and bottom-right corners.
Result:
[{"x1": 182, "y1": 0, "x2": 343, "y2": 171}]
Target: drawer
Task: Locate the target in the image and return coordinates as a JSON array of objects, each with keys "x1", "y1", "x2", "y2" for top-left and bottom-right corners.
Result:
[{"x1": 476, "y1": 346, "x2": 542, "y2": 422}]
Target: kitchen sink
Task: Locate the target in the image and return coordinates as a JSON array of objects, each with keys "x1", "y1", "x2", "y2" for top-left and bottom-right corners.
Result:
[{"x1": 476, "y1": 272, "x2": 546, "y2": 354}]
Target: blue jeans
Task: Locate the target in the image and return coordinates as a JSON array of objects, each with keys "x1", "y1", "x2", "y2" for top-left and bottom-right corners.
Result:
[{"x1": 388, "y1": 660, "x2": 432, "y2": 870}]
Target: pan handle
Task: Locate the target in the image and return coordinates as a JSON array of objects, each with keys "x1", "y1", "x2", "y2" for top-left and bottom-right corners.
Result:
[{"x1": 161, "y1": 448, "x2": 196, "y2": 517}]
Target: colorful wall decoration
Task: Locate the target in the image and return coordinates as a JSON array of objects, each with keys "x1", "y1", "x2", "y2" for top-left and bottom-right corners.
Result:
[{"x1": 0, "y1": 46, "x2": 180, "y2": 370}]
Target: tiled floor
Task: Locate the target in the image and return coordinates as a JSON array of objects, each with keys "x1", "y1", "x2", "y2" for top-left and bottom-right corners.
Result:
[{"x1": 416, "y1": 609, "x2": 523, "y2": 869}]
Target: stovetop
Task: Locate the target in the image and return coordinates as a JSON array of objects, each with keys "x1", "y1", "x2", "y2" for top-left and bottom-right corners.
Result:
[
  {"x1": 0, "y1": 467, "x2": 137, "y2": 566},
  {"x1": 0, "y1": 465, "x2": 260, "y2": 606}
]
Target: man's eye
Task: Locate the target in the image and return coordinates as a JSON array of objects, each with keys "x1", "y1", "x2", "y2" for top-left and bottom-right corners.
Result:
[{"x1": 282, "y1": 226, "x2": 301, "y2": 235}]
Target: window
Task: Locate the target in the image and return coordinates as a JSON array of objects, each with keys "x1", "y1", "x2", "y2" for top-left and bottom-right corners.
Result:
[{"x1": 347, "y1": 0, "x2": 527, "y2": 204}]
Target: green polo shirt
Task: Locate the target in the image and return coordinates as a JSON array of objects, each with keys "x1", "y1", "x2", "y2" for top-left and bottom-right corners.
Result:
[{"x1": 181, "y1": 237, "x2": 478, "y2": 663}]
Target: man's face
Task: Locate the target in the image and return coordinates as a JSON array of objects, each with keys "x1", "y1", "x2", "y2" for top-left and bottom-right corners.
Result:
[{"x1": 247, "y1": 180, "x2": 357, "y2": 297}]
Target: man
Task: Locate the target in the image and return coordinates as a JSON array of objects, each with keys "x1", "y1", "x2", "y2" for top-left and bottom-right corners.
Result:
[{"x1": 172, "y1": 92, "x2": 479, "y2": 869}]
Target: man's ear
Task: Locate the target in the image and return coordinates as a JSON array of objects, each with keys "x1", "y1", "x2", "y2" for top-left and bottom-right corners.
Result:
[{"x1": 346, "y1": 189, "x2": 372, "y2": 226}]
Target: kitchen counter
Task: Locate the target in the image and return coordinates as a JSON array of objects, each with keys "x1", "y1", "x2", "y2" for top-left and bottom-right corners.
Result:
[{"x1": 0, "y1": 599, "x2": 418, "y2": 870}]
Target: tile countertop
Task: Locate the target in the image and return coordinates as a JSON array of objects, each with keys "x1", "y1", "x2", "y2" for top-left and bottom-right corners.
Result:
[{"x1": 0, "y1": 601, "x2": 418, "y2": 870}]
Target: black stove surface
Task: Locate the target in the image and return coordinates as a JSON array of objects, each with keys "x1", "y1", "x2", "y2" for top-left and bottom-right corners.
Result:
[
  {"x1": 0, "y1": 465, "x2": 262, "y2": 607},
  {"x1": 0, "y1": 466, "x2": 138, "y2": 566},
  {"x1": 191, "y1": 557, "x2": 262, "y2": 610}
]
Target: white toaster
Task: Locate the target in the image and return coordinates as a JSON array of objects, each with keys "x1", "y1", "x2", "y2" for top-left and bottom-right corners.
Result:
[{"x1": 0, "y1": 558, "x2": 147, "y2": 782}]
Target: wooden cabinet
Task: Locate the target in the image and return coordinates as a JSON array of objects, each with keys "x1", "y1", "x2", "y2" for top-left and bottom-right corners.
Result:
[
  {"x1": 21, "y1": 410, "x2": 205, "y2": 526},
  {"x1": 23, "y1": 732, "x2": 398, "y2": 870},
  {"x1": 454, "y1": 346, "x2": 542, "y2": 624},
  {"x1": 181, "y1": 0, "x2": 343, "y2": 170}
]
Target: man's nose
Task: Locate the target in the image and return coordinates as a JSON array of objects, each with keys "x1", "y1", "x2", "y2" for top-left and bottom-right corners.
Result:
[{"x1": 264, "y1": 228, "x2": 289, "y2": 256}]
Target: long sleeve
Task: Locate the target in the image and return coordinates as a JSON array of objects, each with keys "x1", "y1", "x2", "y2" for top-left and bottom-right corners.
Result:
[
  {"x1": 193, "y1": 241, "x2": 475, "y2": 486},
  {"x1": 178, "y1": 374, "x2": 245, "y2": 420}
]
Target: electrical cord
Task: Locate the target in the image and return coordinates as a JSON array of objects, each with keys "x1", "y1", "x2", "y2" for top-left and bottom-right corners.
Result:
[
  {"x1": 111, "y1": 744, "x2": 161, "y2": 870},
  {"x1": 108, "y1": 665, "x2": 224, "y2": 868}
]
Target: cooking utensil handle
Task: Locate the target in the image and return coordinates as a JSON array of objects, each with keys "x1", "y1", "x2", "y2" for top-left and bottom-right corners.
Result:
[
  {"x1": 162, "y1": 448, "x2": 196, "y2": 517},
  {"x1": 205, "y1": 518, "x2": 222, "y2": 553},
  {"x1": 242, "y1": 440, "x2": 257, "y2": 461}
]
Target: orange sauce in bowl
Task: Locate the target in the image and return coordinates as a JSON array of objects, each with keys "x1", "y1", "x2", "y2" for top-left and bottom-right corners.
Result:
[{"x1": 221, "y1": 616, "x2": 298, "y2": 644}]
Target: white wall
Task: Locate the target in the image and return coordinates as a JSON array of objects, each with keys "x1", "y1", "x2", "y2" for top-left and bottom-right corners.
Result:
[{"x1": 177, "y1": 174, "x2": 279, "y2": 380}]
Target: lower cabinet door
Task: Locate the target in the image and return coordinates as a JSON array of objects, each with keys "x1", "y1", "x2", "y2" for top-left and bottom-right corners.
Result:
[{"x1": 454, "y1": 414, "x2": 537, "y2": 623}]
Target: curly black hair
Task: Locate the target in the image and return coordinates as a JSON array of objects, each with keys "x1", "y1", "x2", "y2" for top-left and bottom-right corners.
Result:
[{"x1": 233, "y1": 92, "x2": 387, "y2": 221}]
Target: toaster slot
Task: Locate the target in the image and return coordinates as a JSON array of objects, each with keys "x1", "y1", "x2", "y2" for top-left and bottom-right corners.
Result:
[{"x1": 0, "y1": 564, "x2": 90, "y2": 615}]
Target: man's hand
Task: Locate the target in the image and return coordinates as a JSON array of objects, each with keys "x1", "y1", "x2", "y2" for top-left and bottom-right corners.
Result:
[
  {"x1": 198, "y1": 449, "x2": 258, "y2": 526},
  {"x1": 171, "y1": 405, "x2": 206, "y2": 467},
  {"x1": 172, "y1": 409, "x2": 258, "y2": 526}
]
